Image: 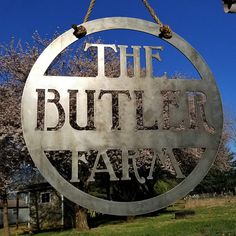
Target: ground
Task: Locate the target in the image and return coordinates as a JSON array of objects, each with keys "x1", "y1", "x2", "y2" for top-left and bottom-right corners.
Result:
[{"x1": 1, "y1": 197, "x2": 236, "y2": 236}]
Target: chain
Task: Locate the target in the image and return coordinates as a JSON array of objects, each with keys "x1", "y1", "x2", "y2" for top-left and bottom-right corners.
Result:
[{"x1": 73, "y1": 0, "x2": 172, "y2": 39}]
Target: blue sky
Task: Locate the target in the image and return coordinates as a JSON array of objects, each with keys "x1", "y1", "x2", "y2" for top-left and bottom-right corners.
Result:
[{"x1": 0, "y1": 0, "x2": 235, "y2": 112}]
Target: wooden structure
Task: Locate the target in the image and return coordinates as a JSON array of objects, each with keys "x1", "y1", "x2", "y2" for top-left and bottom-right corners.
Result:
[{"x1": 18, "y1": 182, "x2": 75, "y2": 232}]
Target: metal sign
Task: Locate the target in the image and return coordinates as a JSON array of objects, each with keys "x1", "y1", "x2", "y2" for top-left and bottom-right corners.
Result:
[{"x1": 21, "y1": 17, "x2": 223, "y2": 216}]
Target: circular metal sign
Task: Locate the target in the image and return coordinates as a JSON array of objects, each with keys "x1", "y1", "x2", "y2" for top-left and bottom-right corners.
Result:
[{"x1": 21, "y1": 17, "x2": 223, "y2": 215}]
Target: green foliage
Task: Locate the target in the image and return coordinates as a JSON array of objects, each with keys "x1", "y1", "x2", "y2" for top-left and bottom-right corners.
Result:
[
  {"x1": 194, "y1": 152, "x2": 236, "y2": 194},
  {"x1": 154, "y1": 180, "x2": 176, "y2": 194}
]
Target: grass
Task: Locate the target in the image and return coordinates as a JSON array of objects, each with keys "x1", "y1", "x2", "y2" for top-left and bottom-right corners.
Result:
[{"x1": 1, "y1": 197, "x2": 236, "y2": 236}]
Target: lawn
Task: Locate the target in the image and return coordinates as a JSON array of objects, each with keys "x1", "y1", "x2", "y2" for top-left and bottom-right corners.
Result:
[{"x1": 1, "y1": 197, "x2": 236, "y2": 236}]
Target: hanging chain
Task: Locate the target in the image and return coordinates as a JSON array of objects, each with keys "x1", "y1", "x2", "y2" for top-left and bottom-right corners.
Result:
[
  {"x1": 72, "y1": 0, "x2": 172, "y2": 39},
  {"x1": 141, "y1": 0, "x2": 172, "y2": 39}
]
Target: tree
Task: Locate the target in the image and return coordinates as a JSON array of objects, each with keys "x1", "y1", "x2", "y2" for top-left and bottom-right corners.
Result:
[
  {"x1": 0, "y1": 84, "x2": 33, "y2": 236},
  {"x1": 193, "y1": 126, "x2": 235, "y2": 194},
  {"x1": 0, "y1": 33, "x2": 122, "y2": 232},
  {"x1": 226, "y1": 111, "x2": 236, "y2": 149},
  {"x1": 0, "y1": 32, "x2": 234, "y2": 234},
  {"x1": 0, "y1": 37, "x2": 41, "y2": 235}
]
